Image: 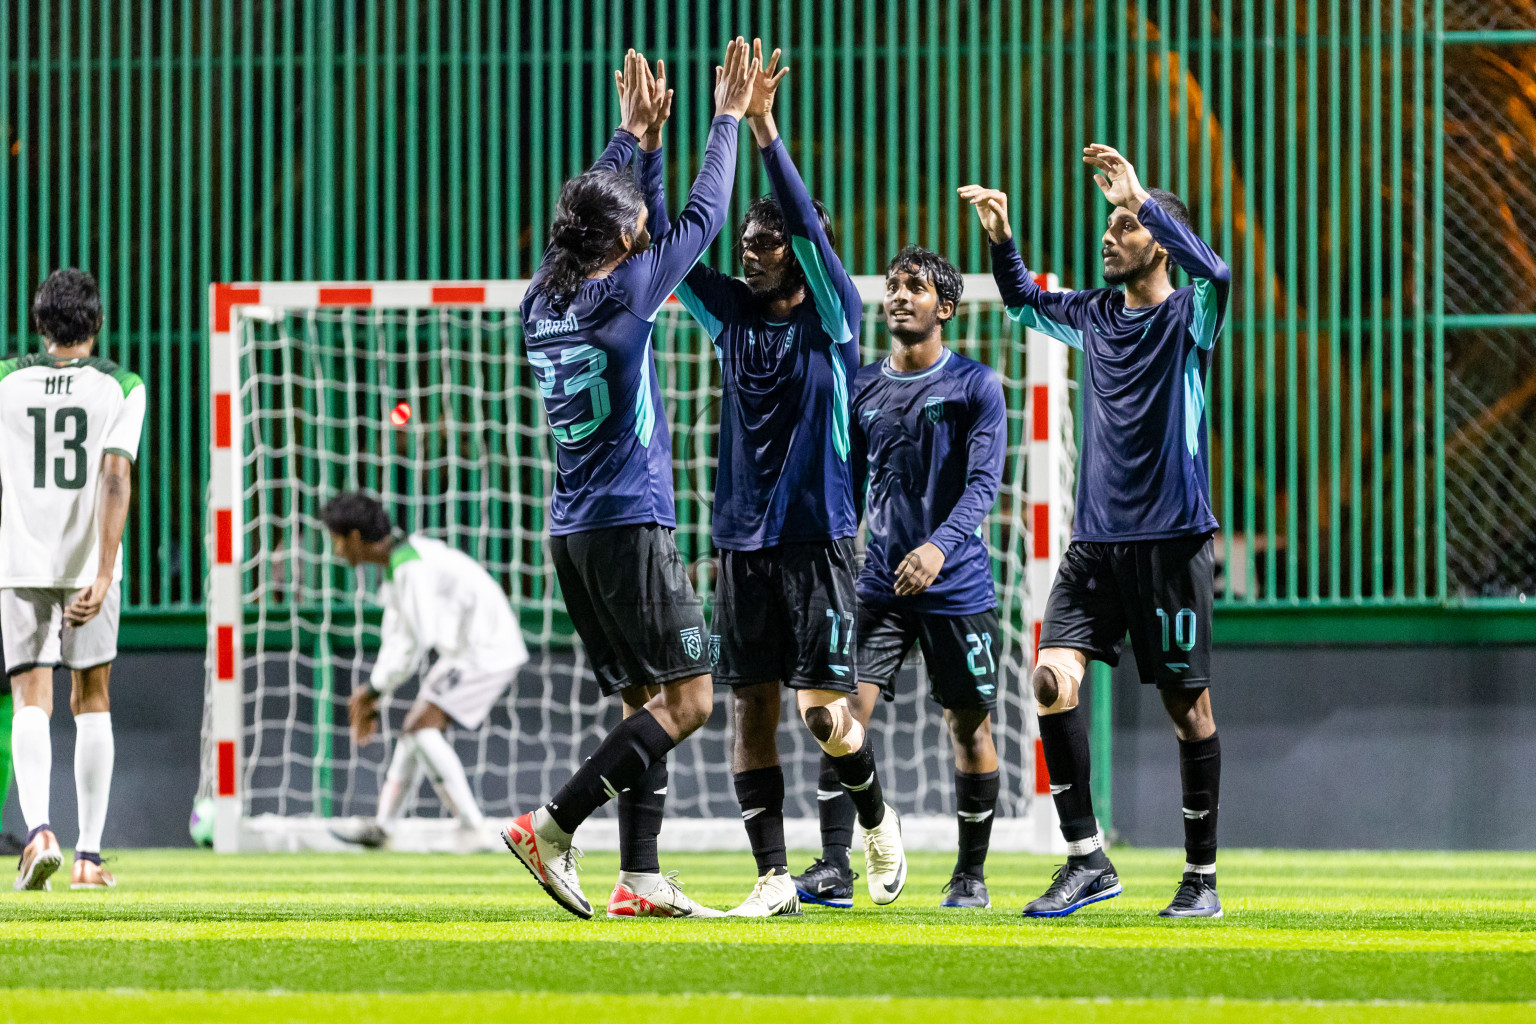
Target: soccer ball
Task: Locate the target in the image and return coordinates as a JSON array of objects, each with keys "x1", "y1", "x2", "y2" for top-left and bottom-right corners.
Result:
[{"x1": 189, "y1": 796, "x2": 216, "y2": 848}]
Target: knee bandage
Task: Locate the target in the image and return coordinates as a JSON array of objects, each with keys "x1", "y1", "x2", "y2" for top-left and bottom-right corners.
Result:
[
  {"x1": 1033, "y1": 648, "x2": 1086, "y2": 715},
  {"x1": 797, "y1": 691, "x2": 864, "y2": 757}
]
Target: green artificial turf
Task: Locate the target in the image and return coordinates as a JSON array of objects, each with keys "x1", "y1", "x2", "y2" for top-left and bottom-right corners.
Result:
[{"x1": 1, "y1": 847, "x2": 1531, "y2": 1022}]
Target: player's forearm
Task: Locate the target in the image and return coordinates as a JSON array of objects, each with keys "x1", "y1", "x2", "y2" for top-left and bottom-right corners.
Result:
[
  {"x1": 1139, "y1": 196, "x2": 1231, "y2": 286},
  {"x1": 589, "y1": 128, "x2": 639, "y2": 176},
  {"x1": 760, "y1": 136, "x2": 857, "y2": 333},
  {"x1": 657, "y1": 116, "x2": 740, "y2": 266},
  {"x1": 93, "y1": 469, "x2": 132, "y2": 581},
  {"x1": 928, "y1": 480, "x2": 999, "y2": 556},
  {"x1": 989, "y1": 237, "x2": 1045, "y2": 309},
  {"x1": 747, "y1": 111, "x2": 779, "y2": 149},
  {"x1": 638, "y1": 147, "x2": 672, "y2": 239}
]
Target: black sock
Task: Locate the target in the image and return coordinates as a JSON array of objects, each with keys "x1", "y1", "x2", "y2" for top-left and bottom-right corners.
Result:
[
  {"x1": 1179, "y1": 732, "x2": 1221, "y2": 875},
  {"x1": 830, "y1": 743, "x2": 885, "y2": 830},
  {"x1": 734, "y1": 766, "x2": 787, "y2": 875},
  {"x1": 617, "y1": 756, "x2": 667, "y2": 874},
  {"x1": 954, "y1": 769, "x2": 1000, "y2": 877},
  {"x1": 817, "y1": 753, "x2": 854, "y2": 871},
  {"x1": 547, "y1": 709, "x2": 674, "y2": 835},
  {"x1": 1038, "y1": 708, "x2": 1098, "y2": 843}
]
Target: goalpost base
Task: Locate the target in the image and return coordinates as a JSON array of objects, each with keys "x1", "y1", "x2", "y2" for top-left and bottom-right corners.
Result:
[{"x1": 231, "y1": 814, "x2": 1068, "y2": 855}]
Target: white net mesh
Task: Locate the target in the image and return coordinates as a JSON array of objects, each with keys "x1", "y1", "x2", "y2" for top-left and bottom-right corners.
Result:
[{"x1": 201, "y1": 291, "x2": 1071, "y2": 843}]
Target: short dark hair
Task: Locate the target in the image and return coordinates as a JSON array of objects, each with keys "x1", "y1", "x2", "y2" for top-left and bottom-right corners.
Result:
[
  {"x1": 1145, "y1": 187, "x2": 1191, "y2": 229},
  {"x1": 885, "y1": 245, "x2": 964, "y2": 323},
  {"x1": 33, "y1": 268, "x2": 104, "y2": 347},
  {"x1": 738, "y1": 194, "x2": 836, "y2": 288},
  {"x1": 320, "y1": 492, "x2": 392, "y2": 543}
]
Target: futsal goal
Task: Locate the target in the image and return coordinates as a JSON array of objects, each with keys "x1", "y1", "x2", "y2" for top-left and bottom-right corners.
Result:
[{"x1": 199, "y1": 276, "x2": 1073, "y2": 854}]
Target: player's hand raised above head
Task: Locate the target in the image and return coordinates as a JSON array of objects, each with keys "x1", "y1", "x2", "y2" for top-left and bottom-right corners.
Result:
[
  {"x1": 958, "y1": 184, "x2": 1013, "y2": 244},
  {"x1": 744, "y1": 39, "x2": 790, "y2": 122},
  {"x1": 616, "y1": 49, "x2": 670, "y2": 140},
  {"x1": 714, "y1": 36, "x2": 759, "y2": 120},
  {"x1": 1083, "y1": 143, "x2": 1150, "y2": 213}
]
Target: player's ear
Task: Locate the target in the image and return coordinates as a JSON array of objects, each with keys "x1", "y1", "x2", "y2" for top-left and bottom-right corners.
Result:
[{"x1": 937, "y1": 299, "x2": 956, "y2": 323}]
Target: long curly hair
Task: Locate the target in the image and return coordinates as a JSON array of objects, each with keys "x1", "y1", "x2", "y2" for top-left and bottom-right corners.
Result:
[{"x1": 541, "y1": 170, "x2": 646, "y2": 314}]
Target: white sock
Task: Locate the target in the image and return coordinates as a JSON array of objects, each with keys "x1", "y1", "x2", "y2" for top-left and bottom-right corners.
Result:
[
  {"x1": 12, "y1": 705, "x2": 52, "y2": 831},
  {"x1": 376, "y1": 734, "x2": 423, "y2": 826},
  {"x1": 1185, "y1": 862, "x2": 1216, "y2": 877},
  {"x1": 617, "y1": 869, "x2": 663, "y2": 892},
  {"x1": 531, "y1": 805, "x2": 573, "y2": 845},
  {"x1": 412, "y1": 728, "x2": 484, "y2": 829},
  {"x1": 1065, "y1": 831, "x2": 1103, "y2": 857},
  {"x1": 74, "y1": 712, "x2": 115, "y2": 854}
]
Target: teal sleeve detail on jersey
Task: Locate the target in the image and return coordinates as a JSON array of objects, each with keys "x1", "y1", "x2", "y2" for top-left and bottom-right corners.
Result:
[
  {"x1": 386, "y1": 542, "x2": 421, "y2": 580},
  {"x1": 674, "y1": 281, "x2": 725, "y2": 341},
  {"x1": 1183, "y1": 348, "x2": 1206, "y2": 458},
  {"x1": 634, "y1": 338, "x2": 656, "y2": 448},
  {"x1": 790, "y1": 236, "x2": 854, "y2": 346},
  {"x1": 103, "y1": 446, "x2": 138, "y2": 464},
  {"x1": 113, "y1": 370, "x2": 145, "y2": 397},
  {"x1": 1189, "y1": 278, "x2": 1222, "y2": 351},
  {"x1": 0, "y1": 358, "x2": 17, "y2": 382},
  {"x1": 1006, "y1": 304, "x2": 1084, "y2": 351},
  {"x1": 827, "y1": 347, "x2": 851, "y2": 461}
]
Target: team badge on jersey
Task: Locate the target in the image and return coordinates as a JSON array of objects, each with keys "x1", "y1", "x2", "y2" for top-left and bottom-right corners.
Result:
[
  {"x1": 680, "y1": 626, "x2": 703, "y2": 661},
  {"x1": 708, "y1": 634, "x2": 721, "y2": 666},
  {"x1": 924, "y1": 395, "x2": 946, "y2": 423}
]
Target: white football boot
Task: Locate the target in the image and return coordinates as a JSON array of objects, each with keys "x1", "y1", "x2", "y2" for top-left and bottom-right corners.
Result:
[
  {"x1": 860, "y1": 803, "x2": 908, "y2": 905},
  {"x1": 726, "y1": 869, "x2": 802, "y2": 917},
  {"x1": 607, "y1": 871, "x2": 725, "y2": 918},
  {"x1": 502, "y1": 809, "x2": 592, "y2": 919}
]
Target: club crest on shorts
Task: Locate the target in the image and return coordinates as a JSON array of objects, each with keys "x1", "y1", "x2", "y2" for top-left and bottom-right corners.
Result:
[
  {"x1": 924, "y1": 395, "x2": 946, "y2": 422},
  {"x1": 709, "y1": 634, "x2": 721, "y2": 666},
  {"x1": 679, "y1": 626, "x2": 703, "y2": 661}
]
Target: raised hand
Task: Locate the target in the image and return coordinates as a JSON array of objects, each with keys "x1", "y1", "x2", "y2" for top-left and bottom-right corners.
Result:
[
  {"x1": 616, "y1": 49, "x2": 668, "y2": 139},
  {"x1": 957, "y1": 184, "x2": 1013, "y2": 244},
  {"x1": 745, "y1": 39, "x2": 789, "y2": 121},
  {"x1": 638, "y1": 58, "x2": 673, "y2": 151},
  {"x1": 1082, "y1": 143, "x2": 1149, "y2": 212},
  {"x1": 713, "y1": 36, "x2": 759, "y2": 120}
]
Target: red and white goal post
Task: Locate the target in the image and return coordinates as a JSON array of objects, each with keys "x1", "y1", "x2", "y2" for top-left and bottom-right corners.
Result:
[{"x1": 203, "y1": 275, "x2": 1070, "y2": 854}]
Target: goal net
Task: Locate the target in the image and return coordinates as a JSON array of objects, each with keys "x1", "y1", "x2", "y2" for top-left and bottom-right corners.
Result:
[{"x1": 201, "y1": 277, "x2": 1073, "y2": 853}]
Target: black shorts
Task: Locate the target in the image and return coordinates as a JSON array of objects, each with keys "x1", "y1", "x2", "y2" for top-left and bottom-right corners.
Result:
[
  {"x1": 551, "y1": 523, "x2": 711, "y2": 697},
  {"x1": 1038, "y1": 532, "x2": 1214, "y2": 689},
  {"x1": 857, "y1": 604, "x2": 1000, "y2": 712},
  {"x1": 711, "y1": 538, "x2": 859, "y2": 693}
]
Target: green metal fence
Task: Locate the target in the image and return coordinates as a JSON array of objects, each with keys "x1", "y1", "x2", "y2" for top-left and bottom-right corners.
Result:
[{"x1": 1, "y1": 1, "x2": 1531, "y2": 646}]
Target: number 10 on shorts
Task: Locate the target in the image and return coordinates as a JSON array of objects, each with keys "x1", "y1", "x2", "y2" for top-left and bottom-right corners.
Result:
[{"x1": 1156, "y1": 607, "x2": 1198, "y2": 653}]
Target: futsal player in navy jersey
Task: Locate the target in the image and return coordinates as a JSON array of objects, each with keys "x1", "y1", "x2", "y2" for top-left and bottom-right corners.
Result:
[
  {"x1": 819, "y1": 246, "x2": 1009, "y2": 910},
  {"x1": 961, "y1": 143, "x2": 1231, "y2": 919},
  {"x1": 641, "y1": 40, "x2": 905, "y2": 916},
  {"x1": 502, "y1": 42, "x2": 757, "y2": 921}
]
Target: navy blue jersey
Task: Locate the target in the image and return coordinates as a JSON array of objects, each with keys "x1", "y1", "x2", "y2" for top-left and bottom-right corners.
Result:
[
  {"x1": 641, "y1": 138, "x2": 861, "y2": 550},
  {"x1": 990, "y1": 196, "x2": 1231, "y2": 541},
  {"x1": 522, "y1": 117, "x2": 740, "y2": 536},
  {"x1": 851, "y1": 349, "x2": 1007, "y2": 615}
]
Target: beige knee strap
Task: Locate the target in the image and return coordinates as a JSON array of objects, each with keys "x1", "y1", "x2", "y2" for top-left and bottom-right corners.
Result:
[
  {"x1": 1034, "y1": 648, "x2": 1087, "y2": 716},
  {"x1": 797, "y1": 690, "x2": 864, "y2": 757}
]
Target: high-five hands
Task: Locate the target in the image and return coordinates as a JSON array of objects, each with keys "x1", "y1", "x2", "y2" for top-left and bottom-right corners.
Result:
[
  {"x1": 714, "y1": 36, "x2": 759, "y2": 120},
  {"x1": 744, "y1": 38, "x2": 790, "y2": 145},
  {"x1": 1082, "y1": 143, "x2": 1150, "y2": 213},
  {"x1": 616, "y1": 49, "x2": 671, "y2": 142},
  {"x1": 957, "y1": 184, "x2": 1012, "y2": 244}
]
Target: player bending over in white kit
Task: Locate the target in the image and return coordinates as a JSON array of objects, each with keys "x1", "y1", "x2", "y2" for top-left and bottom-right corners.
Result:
[
  {"x1": 2, "y1": 269, "x2": 144, "y2": 891},
  {"x1": 323, "y1": 492, "x2": 529, "y2": 851}
]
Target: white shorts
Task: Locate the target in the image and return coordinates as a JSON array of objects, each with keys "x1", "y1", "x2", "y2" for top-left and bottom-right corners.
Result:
[
  {"x1": 1, "y1": 586, "x2": 121, "y2": 673},
  {"x1": 417, "y1": 659, "x2": 519, "y2": 730}
]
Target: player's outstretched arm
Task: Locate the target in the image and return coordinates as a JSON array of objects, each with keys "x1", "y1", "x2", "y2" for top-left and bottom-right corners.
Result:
[
  {"x1": 630, "y1": 57, "x2": 744, "y2": 344},
  {"x1": 624, "y1": 37, "x2": 755, "y2": 318},
  {"x1": 1083, "y1": 143, "x2": 1230, "y2": 345},
  {"x1": 960, "y1": 184, "x2": 1092, "y2": 348},
  {"x1": 63, "y1": 453, "x2": 132, "y2": 627},
  {"x1": 750, "y1": 39, "x2": 860, "y2": 344}
]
